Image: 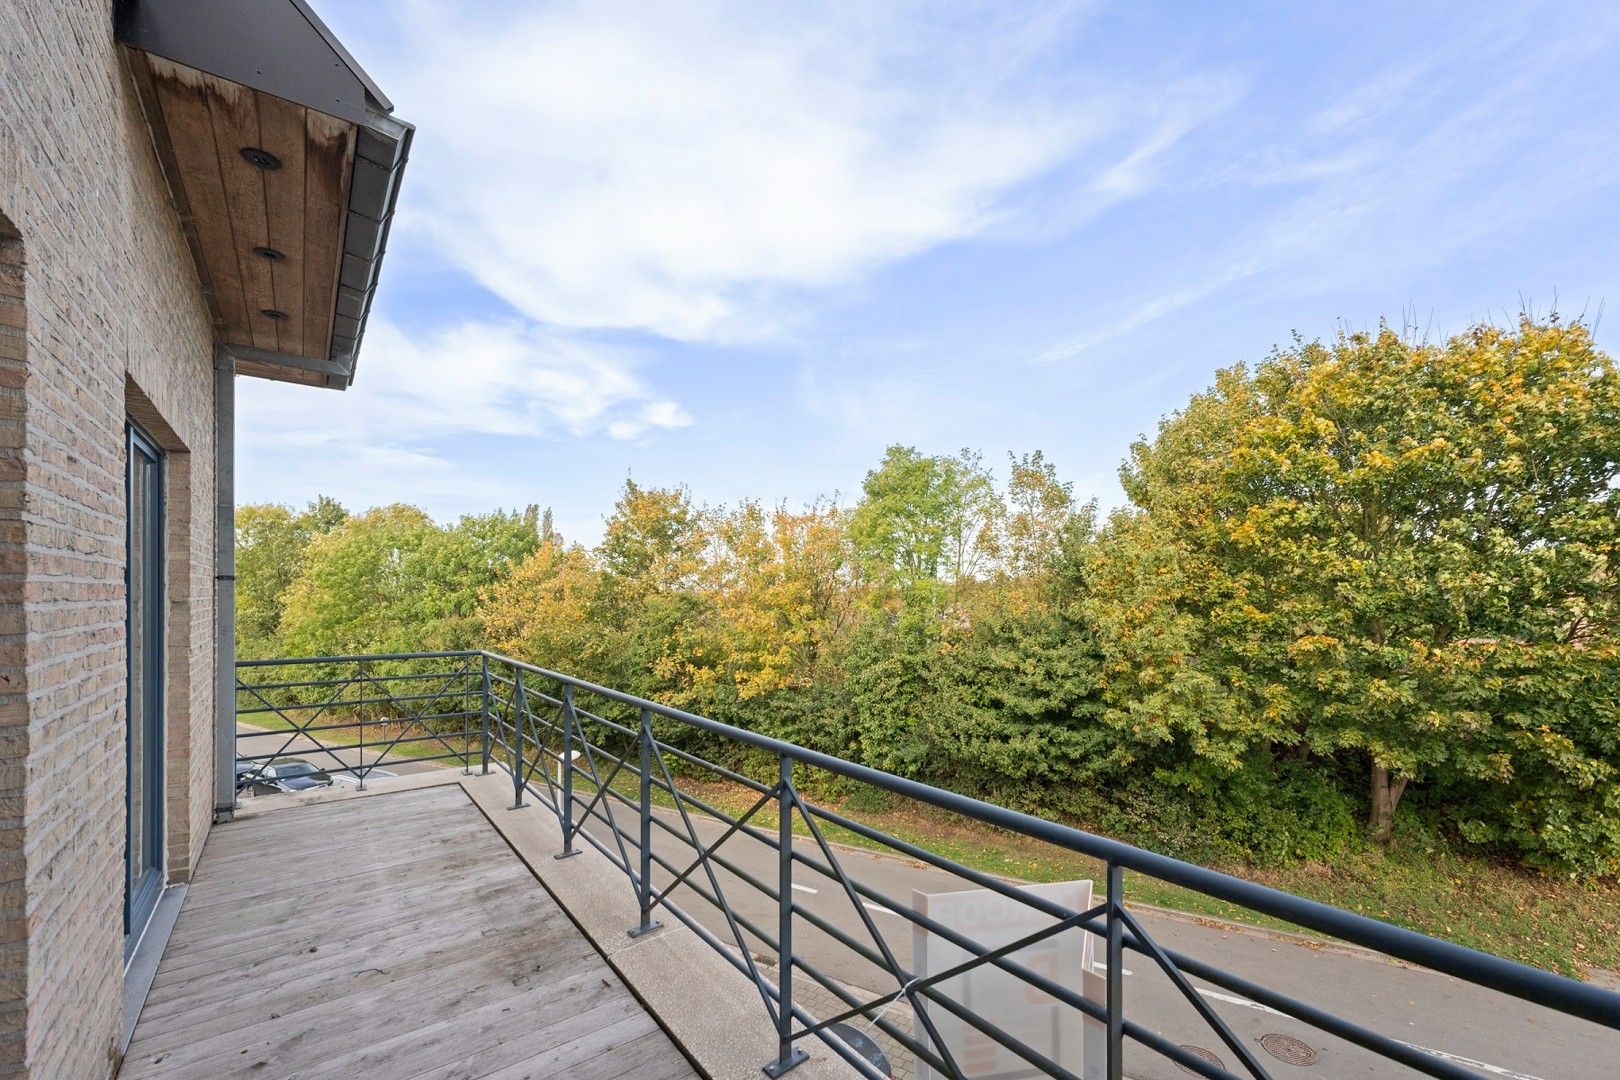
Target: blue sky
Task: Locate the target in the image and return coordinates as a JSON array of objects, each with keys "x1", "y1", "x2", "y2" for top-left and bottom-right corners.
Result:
[{"x1": 236, "y1": 0, "x2": 1620, "y2": 544}]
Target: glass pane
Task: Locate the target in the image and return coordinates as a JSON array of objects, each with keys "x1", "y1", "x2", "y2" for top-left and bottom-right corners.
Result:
[
  {"x1": 126, "y1": 429, "x2": 164, "y2": 943},
  {"x1": 128, "y1": 446, "x2": 147, "y2": 911}
]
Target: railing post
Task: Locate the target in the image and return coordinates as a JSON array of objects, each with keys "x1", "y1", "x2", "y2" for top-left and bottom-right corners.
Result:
[
  {"x1": 355, "y1": 659, "x2": 367, "y2": 792},
  {"x1": 509, "y1": 668, "x2": 528, "y2": 809},
  {"x1": 628, "y1": 707, "x2": 661, "y2": 938},
  {"x1": 1106, "y1": 860, "x2": 1124, "y2": 1080},
  {"x1": 479, "y1": 653, "x2": 492, "y2": 775},
  {"x1": 554, "y1": 684, "x2": 579, "y2": 860},
  {"x1": 765, "y1": 752, "x2": 808, "y2": 1077}
]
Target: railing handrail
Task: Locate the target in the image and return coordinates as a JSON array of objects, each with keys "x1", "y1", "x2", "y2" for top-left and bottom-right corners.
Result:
[
  {"x1": 236, "y1": 649, "x2": 482, "y2": 667},
  {"x1": 468, "y1": 648, "x2": 1618, "y2": 1030},
  {"x1": 234, "y1": 649, "x2": 1620, "y2": 1079}
]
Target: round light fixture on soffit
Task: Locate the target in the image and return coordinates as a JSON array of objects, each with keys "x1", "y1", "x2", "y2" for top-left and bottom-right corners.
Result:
[{"x1": 240, "y1": 147, "x2": 281, "y2": 171}]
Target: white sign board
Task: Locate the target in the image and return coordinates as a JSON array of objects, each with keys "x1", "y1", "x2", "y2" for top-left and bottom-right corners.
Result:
[{"x1": 912, "y1": 880, "x2": 1103, "y2": 1080}]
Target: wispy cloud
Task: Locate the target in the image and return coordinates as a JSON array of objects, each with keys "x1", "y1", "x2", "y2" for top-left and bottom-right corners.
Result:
[
  {"x1": 1031, "y1": 11, "x2": 1620, "y2": 365},
  {"x1": 383, "y1": 0, "x2": 1121, "y2": 342},
  {"x1": 236, "y1": 317, "x2": 689, "y2": 517}
]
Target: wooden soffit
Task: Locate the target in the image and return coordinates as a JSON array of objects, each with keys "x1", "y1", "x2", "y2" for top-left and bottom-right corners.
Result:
[{"x1": 116, "y1": 0, "x2": 412, "y2": 390}]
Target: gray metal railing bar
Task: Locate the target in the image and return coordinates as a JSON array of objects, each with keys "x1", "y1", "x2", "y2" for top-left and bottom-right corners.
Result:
[
  {"x1": 235, "y1": 706, "x2": 483, "y2": 728},
  {"x1": 237, "y1": 691, "x2": 480, "y2": 715},
  {"x1": 475, "y1": 650, "x2": 1620, "y2": 1031},
  {"x1": 519, "y1": 719, "x2": 1556, "y2": 1080},
  {"x1": 651, "y1": 736, "x2": 778, "y2": 795},
  {"x1": 570, "y1": 705, "x2": 637, "y2": 877},
  {"x1": 235, "y1": 741, "x2": 479, "y2": 764},
  {"x1": 788, "y1": 786, "x2": 966, "y2": 1078},
  {"x1": 237, "y1": 650, "x2": 482, "y2": 667},
  {"x1": 801, "y1": 797, "x2": 1091, "y2": 922},
  {"x1": 235, "y1": 670, "x2": 367, "y2": 782},
  {"x1": 235, "y1": 670, "x2": 481, "y2": 694},
  {"x1": 239, "y1": 653, "x2": 1620, "y2": 1080},
  {"x1": 794, "y1": 901, "x2": 1107, "y2": 1043},
  {"x1": 552, "y1": 748, "x2": 1109, "y2": 1080},
  {"x1": 508, "y1": 746, "x2": 1321, "y2": 1080},
  {"x1": 1118, "y1": 904, "x2": 1271, "y2": 1078},
  {"x1": 550, "y1": 783, "x2": 950, "y2": 1073},
  {"x1": 498, "y1": 735, "x2": 1614, "y2": 1080},
  {"x1": 649, "y1": 785, "x2": 778, "y2": 909},
  {"x1": 344, "y1": 711, "x2": 476, "y2": 778}
]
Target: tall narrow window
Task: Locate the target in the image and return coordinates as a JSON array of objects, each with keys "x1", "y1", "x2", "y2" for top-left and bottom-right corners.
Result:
[{"x1": 126, "y1": 424, "x2": 165, "y2": 954}]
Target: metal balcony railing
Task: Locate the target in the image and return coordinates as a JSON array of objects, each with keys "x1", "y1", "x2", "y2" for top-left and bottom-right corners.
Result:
[{"x1": 234, "y1": 651, "x2": 1620, "y2": 1080}]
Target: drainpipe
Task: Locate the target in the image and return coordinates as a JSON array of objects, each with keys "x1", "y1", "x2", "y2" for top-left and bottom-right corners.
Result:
[{"x1": 213, "y1": 347, "x2": 236, "y2": 823}]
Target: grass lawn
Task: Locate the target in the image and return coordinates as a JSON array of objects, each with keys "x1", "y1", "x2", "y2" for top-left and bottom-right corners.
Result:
[
  {"x1": 584, "y1": 767, "x2": 1619, "y2": 979},
  {"x1": 237, "y1": 711, "x2": 1620, "y2": 980},
  {"x1": 236, "y1": 713, "x2": 482, "y2": 774}
]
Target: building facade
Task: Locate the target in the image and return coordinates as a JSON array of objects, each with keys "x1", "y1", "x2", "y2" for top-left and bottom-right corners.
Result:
[{"x1": 0, "y1": 2, "x2": 408, "y2": 1074}]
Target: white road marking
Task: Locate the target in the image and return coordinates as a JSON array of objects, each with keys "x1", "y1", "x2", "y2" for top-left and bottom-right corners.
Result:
[
  {"x1": 1089, "y1": 962, "x2": 1134, "y2": 976},
  {"x1": 862, "y1": 901, "x2": 903, "y2": 917},
  {"x1": 791, "y1": 883, "x2": 818, "y2": 894},
  {"x1": 1195, "y1": 987, "x2": 1285, "y2": 1016},
  {"x1": 1192, "y1": 987, "x2": 1549, "y2": 1080},
  {"x1": 1395, "y1": 1046, "x2": 1547, "y2": 1080}
]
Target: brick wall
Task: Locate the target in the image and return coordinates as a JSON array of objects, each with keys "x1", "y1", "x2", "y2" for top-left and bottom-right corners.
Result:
[{"x1": 0, "y1": 2, "x2": 219, "y2": 1076}]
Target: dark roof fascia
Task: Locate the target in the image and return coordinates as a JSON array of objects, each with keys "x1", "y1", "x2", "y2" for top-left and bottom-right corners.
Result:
[
  {"x1": 113, "y1": 0, "x2": 391, "y2": 127},
  {"x1": 329, "y1": 112, "x2": 413, "y2": 388}
]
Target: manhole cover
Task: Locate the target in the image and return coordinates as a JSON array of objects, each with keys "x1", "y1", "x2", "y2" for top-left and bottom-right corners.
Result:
[
  {"x1": 1260, "y1": 1032, "x2": 1320, "y2": 1066},
  {"x1": 1175, "y1": 1045, "x2": 1225, "y2": 1075}
]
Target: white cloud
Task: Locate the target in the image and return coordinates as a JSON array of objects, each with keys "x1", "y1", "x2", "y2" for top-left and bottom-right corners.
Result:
[
  {"x1": 352, "y1": 319, "x2": 692, "y2": 440},
  {"x1": 387, "y1": 0, "x2": 1105, "y2": 341},
  {"x1": 1031, "y1": 15, "x2": 1620, "y2": 365},
  {"x1": 236, "y1": 316, "x2": 690, "y2": 517}
]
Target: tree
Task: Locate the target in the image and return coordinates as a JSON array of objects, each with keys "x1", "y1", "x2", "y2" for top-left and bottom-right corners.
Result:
[
  {"x1": 589, "y1": 480, "x2": 713, "y2": 700},
  {"x1": 277, "y1": 505, "x2": 536, "y2": 657},
  {"x1": 1002, "y1": 450, "x2": 1076, "y2": 580},
  {"x1": 848, "y1": 446, "x2": 999, "y2": 601},
  {"x1": 235, "y1": 497, "x2": 348, "y2": 658},
  {"x1": 480, "y1": 537, "x2": 603, "y2": 674},
  {"x1": 1102, "y1": 317, "x2": 1620, "y2": 848}
]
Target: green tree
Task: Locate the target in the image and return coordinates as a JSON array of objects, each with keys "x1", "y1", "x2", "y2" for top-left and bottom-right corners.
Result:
[
  {"x1": 848, "y1": 446, "x2": 999, "y2": 602},
  {"x1": 1100, "y1": 318, "x2": 1620, "y2": 859},
  {"x1": 1001, "y1": 450, "x2": 1076, "y2": 579},
  {"x1": 235, "y1": 496, "x2": 348, "y2": 658},
  {"x1": 278, "y1": 505, "x2": 536, "y2": 656}
]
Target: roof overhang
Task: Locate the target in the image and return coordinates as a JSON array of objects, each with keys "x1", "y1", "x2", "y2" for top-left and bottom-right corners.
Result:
[{"x1": 115, "y1": 0, "x2": 412, "y2": 390}]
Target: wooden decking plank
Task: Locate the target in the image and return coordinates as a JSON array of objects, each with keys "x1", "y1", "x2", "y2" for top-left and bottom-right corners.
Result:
[
  {"x1": 137, "y1": 882, "x2": 557, "y2": 1025},
  {"x1": 200, "y1": 794, "x2": 467, "y2": 850},
  {"x1": 409, "y1": 1007, "x2": 660, "y2": 1080},
  {"x1": 131, "y1": 951, "x2": 601, "y2": 1078},
  {"x1": 122, "y1": 786, "x2": 697, "y2": 1080},
  {"x1": 519, "y1": 1024, "x2": 694, "y2": 1080},
  {"x1": 180, "y1": 829, "x2": 481, "y2": 910},
  {"x1": 148, "y1": 873, "x2": 536, "y2": 986},
  {"x1": 135, "y1": 928, "x2": 594, "y2": 1058},
  {"x1": 201, "y1": 789, "x2": 466, "y2": 848},
  {"x1": 163, "y1": 844, "x2": 501, "y2": 937},
  {"x1": 300, "y1": 973, "x2": 642, "y2": 1080}
]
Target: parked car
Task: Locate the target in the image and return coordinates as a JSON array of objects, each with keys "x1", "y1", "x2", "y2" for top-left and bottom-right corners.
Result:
[{"x1": 236, "y1": 758, "x2": 332, "y2": 796}]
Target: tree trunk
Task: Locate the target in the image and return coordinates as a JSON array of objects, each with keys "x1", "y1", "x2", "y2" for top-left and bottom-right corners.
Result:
[{"x1": 1369, "y1": 764, "x2": 1409, "y2": 844}]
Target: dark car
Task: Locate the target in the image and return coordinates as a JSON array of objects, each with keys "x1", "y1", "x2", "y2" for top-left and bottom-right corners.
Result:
[{"x1": 236, "y1": 758, "x2": 332, "y2": 796}]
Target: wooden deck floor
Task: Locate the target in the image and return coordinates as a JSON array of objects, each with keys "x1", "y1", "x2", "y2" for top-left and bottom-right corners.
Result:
[{"x1": 121, "y1": 784, "x2": 699, "y2": 1080}]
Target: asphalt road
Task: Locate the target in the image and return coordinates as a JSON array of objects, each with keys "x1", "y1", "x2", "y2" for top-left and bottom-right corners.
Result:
[
  {"x1": 231, "y1": 736, "x2": 1614, "y2": 1079},
  {"x1": 567, "y1": 794, "x2": 1613, "y2": 1080}
]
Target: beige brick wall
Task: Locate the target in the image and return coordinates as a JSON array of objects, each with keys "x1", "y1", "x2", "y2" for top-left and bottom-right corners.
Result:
[{"x1": 0, "y1": 2, "x2": 220, "y2": 1077}]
